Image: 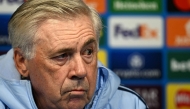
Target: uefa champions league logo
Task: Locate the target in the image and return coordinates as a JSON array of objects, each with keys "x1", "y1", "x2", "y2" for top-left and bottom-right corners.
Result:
[{"x1": 128, "y1": 53, "x2": 145, "y2": 69}]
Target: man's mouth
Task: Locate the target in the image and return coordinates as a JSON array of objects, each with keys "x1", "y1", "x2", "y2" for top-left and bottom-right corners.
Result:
[
  {"x1": 68, "y1": 89, "x2": 87, "y2": 101},
  {"x1": 61, "y1": 86, "x2": 89, "y2": 97},
  {"x1": 69, "y1": 89, "x2": 87, "y2": 95}
]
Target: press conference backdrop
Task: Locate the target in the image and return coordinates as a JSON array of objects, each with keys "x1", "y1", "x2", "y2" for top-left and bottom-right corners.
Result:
[{"x1": 0, "y1": 0, "x2": 190, "y2": 109}]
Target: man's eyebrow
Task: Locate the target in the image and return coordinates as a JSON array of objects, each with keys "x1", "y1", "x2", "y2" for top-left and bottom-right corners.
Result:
[
  {"x1": 58, "y1": 38, "x2": 96, "y2": 53},
  {"x1": 51, "y1": 48, "x2": 74, "y2": 56},
  {"x1": 82, "y1": 38, "x2": 97, "y2": 48},
  {"x1": 49, "y1": 38, "x2": 97, "y2": 57}
]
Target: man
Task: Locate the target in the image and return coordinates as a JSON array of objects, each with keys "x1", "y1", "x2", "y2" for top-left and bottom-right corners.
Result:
[{"x1": 0, "y1": 0, "x2": 149, "y2": 109}]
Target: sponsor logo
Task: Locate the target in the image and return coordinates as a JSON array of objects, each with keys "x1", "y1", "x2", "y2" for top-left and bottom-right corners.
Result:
[
  {"x1": 128, "y1": 53, "x2": 145, "y2": 69},
  {"x1": 109, "y1": 16, "x2": 163, "y2": 48},
  {"x1": 98, "y1": 49, "x2": 107, "y2": 67},
  {"x1": 110, "y1": 0, "x2": 162, "y2": 13},
  {"x1": 171, "y1": 58, "x2": 190, "y2": 72},
  {"x1": 110, "y1": 51, "x2": 162, "y2": 79},
  {"x1": 168, "y1": 52, "x2": 190, "y2": 79},
  {"x1": 128, "y1": 85, "x2": 162, "y2": 109},
  {"x1": 83, "y1": 0, "x2": 106, "y2": 14},
  {"x1": 176, "y1": 89, "x2": 190, "y2": 108},
  {"x1": 167, "y1": 0, "x2": 190, "y2": 12},
  {"x1": 167, "y1": 17, "x2": 190, "y2": 47},
  {"x1": 167, "y1": 84, "x2": 190, "y2": 109},
  {"x1": 0, "y1": 0, "x2": 24, "y2": 13},
  {"x1": 115, "y1": 24, "x2": 158, "y2": 39}
]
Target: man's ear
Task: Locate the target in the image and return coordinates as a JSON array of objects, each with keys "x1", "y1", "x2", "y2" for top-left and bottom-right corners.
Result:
[{"x1": 13, "y1": 48, "x2": 29, "y2": 78}]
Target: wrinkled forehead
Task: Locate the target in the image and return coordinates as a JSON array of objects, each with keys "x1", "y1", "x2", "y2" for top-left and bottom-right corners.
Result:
[{"x1": 35, "y1": 16, "x2": 95, "y2": 42}]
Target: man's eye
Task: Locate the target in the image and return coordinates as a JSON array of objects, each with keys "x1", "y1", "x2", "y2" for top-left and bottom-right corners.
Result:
[
  {"x1": 82, "y1": 48, "x2": 94, "y2": 63},
  {"x1": 83, "y1": 49, "x2": 93, "y2": 56},
  {"x1": 53, "y1": 53, "x2": 69, "y2": 61}
]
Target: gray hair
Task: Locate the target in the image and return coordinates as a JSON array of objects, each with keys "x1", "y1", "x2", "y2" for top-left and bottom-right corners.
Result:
[{"x1": 8, "y1": 0, "x2": 102, "y2": 59}]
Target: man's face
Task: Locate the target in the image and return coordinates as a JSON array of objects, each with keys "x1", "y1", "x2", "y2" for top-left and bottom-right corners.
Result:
[{"x1": 26, "y1": 16, "x2": 98, "y2": 109}]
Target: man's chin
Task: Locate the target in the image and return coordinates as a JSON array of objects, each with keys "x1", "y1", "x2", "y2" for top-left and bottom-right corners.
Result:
[{"x1": 68, "y1": 100, "x2": 87, "y2": 109}]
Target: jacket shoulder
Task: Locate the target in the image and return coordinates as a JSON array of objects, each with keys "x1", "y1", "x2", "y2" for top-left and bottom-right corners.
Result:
[
  {"x1": 107, "y1": 85, "x2": 149, "y2": 109},
  {"x1": 116, "y1": 85, "x2": 149, "y2": 109}
]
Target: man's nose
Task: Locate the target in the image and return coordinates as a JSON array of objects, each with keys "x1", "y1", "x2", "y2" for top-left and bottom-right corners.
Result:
[{"x1": 68, "y1": 54, "x2": 87, "y2": 79}]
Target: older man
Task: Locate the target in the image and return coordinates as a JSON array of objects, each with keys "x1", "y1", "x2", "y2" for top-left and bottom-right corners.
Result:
[{"x1": 0, "y1": 0, "x2": 148, "y2": 109}]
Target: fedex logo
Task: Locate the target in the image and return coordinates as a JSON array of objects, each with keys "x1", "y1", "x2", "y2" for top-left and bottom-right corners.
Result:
[
  {"x1": 109, "y1": 16, "x2": 163, "y2": 48},
  {"x1": 115, "y1": 24, "x2": 158, "y2": 38},
  {"x1": 0, "y1": 0, "x2": 24, "y2": 14}
]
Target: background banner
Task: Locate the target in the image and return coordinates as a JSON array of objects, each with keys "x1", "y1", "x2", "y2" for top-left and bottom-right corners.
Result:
[{"x1": 0, "y1": 0, "x2": 190, "y2": 109}]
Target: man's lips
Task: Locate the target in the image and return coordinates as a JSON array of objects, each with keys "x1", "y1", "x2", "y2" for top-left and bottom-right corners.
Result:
[
  {"x1": 63, "y1": 88, "x2": 87, "y2": 95},
  {"x1": 69, "y1": 89, "x2": 87, "y2": 95},
  {"x1": 68, "y1": 89, "x2": 87, "y2": 101}
]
